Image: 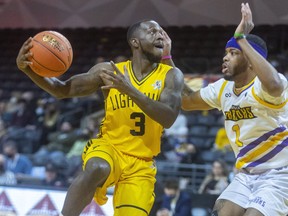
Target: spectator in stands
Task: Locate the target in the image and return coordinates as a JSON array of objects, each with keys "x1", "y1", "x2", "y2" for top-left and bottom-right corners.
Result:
[
  {"x1": 198, "y1": 159, "x2": 229, "y2": 195},
  {"x1": 66, "y1": 127, "x2": 92, "y2": 159},
  {"x1": 176, "y1": 143, "x2": 201, "y2": 164},
  {"x1": 34, "y1": 120, "x2": 83, "y2": 169},
  {"x1": 3, "y1": 139, "x2": 33, "y2": 175},
  {"x1": 228, "y1": 166, "x2": 239, "y2": 183},
  {"x1": 5, "y1": 91, "x2": 21, "y2": 114},
  {"x1": 37, "y1": 98, "x2": 60, "y2": 145},
  {"x1": 64, "y1": 128, "x2": 93, "y2": 185},
  {"x1": 21, "y1": 91, "x2": 37, "y2": 114},
  {"x1": 213, "y1": 127, "x2": 231, "y2": 152},
  {"x1": 165, "y1": 112, "x2": 188, "y2": 146},
  {"x1": 164, "y1": 112, "x2": 201, "y2": 164},
  {"x1": 10, "y1": 97, "x2": 35, "y2": 128},
  {"x1": 9, "y1": 91, "x2": 37, "y2": 129},
  {"x1": 163, "y1": 112, "x2": 192, "y2": 162},
  {"x1": 0, "y1": 154, "x2": 17, "y2": 185},
  {"x1": 45, "y1": 120, "x2": 81, "y2": 153},
  {"x1": 212, "y1": 116, "x2": 231, "y2": 153},
  {"x1": 0, "y1": 119, "x2": 7, "y2": 145},
  {"x1": 150, "y1": 179, "x2": 166, "y2": 216},
  {"x1": 160, "y1": 178, "x2": 192, "y2": 216},
  {"x1": 42, "y1": 162, "x2": 67, "y2": 187},
  {"x1": 0, "y1": 101, "x2": 7, "y2": 118},
  {"x1": 2, "y1": 92, "x2": 19, "y2": 126}
]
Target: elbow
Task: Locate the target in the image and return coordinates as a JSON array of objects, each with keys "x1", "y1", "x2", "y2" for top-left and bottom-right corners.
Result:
[
  {"x1": 163, "y1": 114, "x2": 178, "y2": 129},
  {"x1": 55, "y1": 95, "x2": 65, "y2": 100},
  {"x1": 52, "y1": 86, "x2": 71, "y2": 100},
  {"x1": 181, "y1": 104, "x2": 191, "y2": 111},
  {"x1": 163, "y1": 121, "x2": 174, "y2": 129},
  {"x1": 52, "y1": 92, "x2": 67, "y2": 100}
]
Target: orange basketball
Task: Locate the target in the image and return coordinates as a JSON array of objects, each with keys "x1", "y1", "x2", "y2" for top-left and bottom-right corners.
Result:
[{"x1": 29, "y1": 31, "x2": 73, "y2": 77}]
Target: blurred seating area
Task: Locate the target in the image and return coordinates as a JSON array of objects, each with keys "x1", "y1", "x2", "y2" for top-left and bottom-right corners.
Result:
[{"x1": 1, "y1": 24, "x2": 288, "y2": 215}]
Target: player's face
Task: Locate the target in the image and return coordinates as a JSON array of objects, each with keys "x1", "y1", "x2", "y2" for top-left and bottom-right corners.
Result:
[
  {"x1": 222, "y1": 48, "x2": 249, "y2": 81},
  {"x1": 137, "y1": 21, "x2": 164, "y2": 63}
]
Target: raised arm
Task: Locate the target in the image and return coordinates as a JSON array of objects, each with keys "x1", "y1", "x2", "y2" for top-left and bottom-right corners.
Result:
[
  {"x1": 159, "y1": 29, "x2": 212, "y2": 111},
  {"x1": 100, "y1": 62, "x2": 184, "y2": 128},
  {"x1": 16, "y1": 37, "x2": 110, "y2": 99},
  {"x1": 235, "y1": 3, "x2": 284, "y2": 97}
]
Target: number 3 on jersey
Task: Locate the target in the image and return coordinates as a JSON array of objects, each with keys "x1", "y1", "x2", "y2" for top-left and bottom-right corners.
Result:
[
  {"x1": 130, "y1": 112, "x2": 145, "y2": 136},
  {"x1": 232, "y1": 124, "x2": 243, "y2": 147}
]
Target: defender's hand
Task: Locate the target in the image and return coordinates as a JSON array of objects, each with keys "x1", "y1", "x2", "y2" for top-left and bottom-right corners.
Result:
[
  {"x1": 162, "y1": 29, "x2": 172, "y2": 56},
  {"x1": 235, "y1": 3, "x2": 254, "y2": 35}
]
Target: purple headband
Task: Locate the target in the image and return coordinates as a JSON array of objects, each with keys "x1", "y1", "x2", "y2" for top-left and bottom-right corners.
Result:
[{"x1": 225, "y1": 37, "x2": 267, "y2": 59}]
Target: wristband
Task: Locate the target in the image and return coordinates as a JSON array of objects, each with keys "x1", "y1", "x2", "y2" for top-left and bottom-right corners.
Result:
[
  {"x1": 161, "y1": 55, "x2": 172, "y2": 60},
  {"x1": 234, "y1": 33, "x2": 246, "y2": 40}
]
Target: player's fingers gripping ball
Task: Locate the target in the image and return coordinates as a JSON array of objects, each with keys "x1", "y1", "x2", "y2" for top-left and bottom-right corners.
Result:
[{"x1": 29, "y1": 31, "x2": 73, "y2": 77}]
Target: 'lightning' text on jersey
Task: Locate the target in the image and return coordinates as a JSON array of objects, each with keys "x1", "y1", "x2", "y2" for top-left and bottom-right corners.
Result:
[{"x1": 97, "y1": 61, "x2": 172, "y2": 160}]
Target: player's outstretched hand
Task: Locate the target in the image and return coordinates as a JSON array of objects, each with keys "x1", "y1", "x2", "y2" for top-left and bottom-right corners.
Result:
[
  {"x1": 16, "y1": 37, "x2": 33, "y2": 71},
  {"x1": 235, "y1": 3, "x2": 254, "y2": 36},
  {"x1": 100, "y1": 61, "x2": 134, "y2": 95}
]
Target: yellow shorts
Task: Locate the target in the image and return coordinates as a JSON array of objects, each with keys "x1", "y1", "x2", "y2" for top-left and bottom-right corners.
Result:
[{"x1": 82, "y1": 138, "x2": 157, "y2": 216}]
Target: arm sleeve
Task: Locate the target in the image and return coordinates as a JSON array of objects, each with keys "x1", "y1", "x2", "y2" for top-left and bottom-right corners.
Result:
[{"x1": 253, "y1": 74, "x2": 288, "y2": 105}]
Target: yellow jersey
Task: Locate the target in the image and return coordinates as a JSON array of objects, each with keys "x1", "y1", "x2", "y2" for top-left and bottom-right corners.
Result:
[{"x1": 98, "y1": 60, "x2": 172, "y2": 159}]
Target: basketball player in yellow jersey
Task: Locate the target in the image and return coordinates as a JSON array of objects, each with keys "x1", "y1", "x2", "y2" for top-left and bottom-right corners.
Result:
[
  {"x1": 16, "y1": 20, "x2": 184, "y2": 216},
  {"x1": 179, "y1": 3, "x2": 288, "y2": 216}
]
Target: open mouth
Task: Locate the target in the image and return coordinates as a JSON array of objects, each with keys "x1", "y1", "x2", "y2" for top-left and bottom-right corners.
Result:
[
  {"x1": 222, "y1": 63, "x2": 228, "y2": 73},
  {"x1": 154, "y1": 43, "x2": 164, "y2": 49}
]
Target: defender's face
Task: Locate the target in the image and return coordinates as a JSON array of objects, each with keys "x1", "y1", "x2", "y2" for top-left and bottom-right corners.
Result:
[
  {"x1": 222, "y1": 48, "x2": 249, "y2": 81},
  {"x1": 138, "y1": 21, "x2": 164, "y2": 62}
]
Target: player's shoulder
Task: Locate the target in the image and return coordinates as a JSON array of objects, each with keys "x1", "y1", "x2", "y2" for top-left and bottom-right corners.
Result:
[
  {"x1": 158, "y1": 63, "x2": 177, "y2": 73},
  {"x1": 165, "y1": 66, "x2": 184, "y2": 81},
  {"x1": 88, "y1": 61, "x2": 112, "y2": 74},
  {"x1": 214, "y1": 77, "x2": 228, "y2": 84},
  {"x1": 208, "y1": 77, "x2": 230, "y2": 88},
  {"x1": 115, "y1": 60, "x2": 130, "y2": 68}
]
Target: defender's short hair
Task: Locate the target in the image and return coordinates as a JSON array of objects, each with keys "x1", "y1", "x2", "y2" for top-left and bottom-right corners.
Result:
[{"x1": 246, "y1": 34, "x2": 268, "y2": 55}]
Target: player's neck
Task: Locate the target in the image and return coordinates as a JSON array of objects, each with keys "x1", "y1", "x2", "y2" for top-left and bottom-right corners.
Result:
[
  {"x1": 234, "y1": 72, "x2": 256, "y2": 88},
  {"x1": 131, "y1": 57, "x2": 158, "y2": 78}
]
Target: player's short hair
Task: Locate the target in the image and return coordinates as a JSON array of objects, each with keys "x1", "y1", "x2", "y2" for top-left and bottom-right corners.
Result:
[
  {"x1": 126, "y1": 19, "x2": 152, "y2": 45},
  {"x1": 246, "y1": 34, "x2": 268, "y2": 55},
  {"x1": 164, "y1": 178, "x2": 179, "y2": 190}
]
